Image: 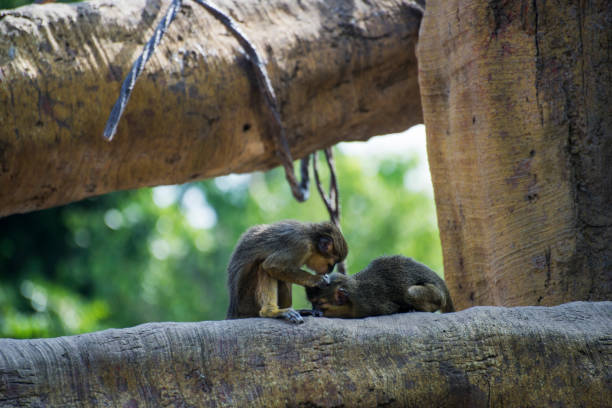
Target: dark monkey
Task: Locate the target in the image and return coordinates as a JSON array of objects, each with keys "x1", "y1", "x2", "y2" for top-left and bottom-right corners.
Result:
[
  {"x1": 226, "y1": 220, "x2": 348, "y2": 324},
  {"x1": 306, "y1": 255, "x2": 455, "y2": 318}
]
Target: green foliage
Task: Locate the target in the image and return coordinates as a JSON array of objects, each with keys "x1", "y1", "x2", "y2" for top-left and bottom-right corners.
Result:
[
  {"x1": 0, "y1": 0, "x2": 442, "y2": 339},
  {"x1": 0, "y1": 148, "x2": 442, "y2": 338},
  {"x1": 0, "y1": 0, "x2": 441, "y2": 332}
]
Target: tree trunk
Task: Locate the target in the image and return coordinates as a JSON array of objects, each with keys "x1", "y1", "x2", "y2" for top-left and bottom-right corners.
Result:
[
  {"x1": 418, "y1": 1, "x2": 612, "y2": 309},
  {"x1": 0, "y1": 0, "x2": 423, "y2": 217},
  {"x1": 0, "y1": 302, "x2": 609, "y2": 407}
]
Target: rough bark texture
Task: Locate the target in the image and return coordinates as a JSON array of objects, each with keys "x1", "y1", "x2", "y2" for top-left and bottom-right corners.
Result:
[
  {"x1": 418, "y1": 1, "x2": 612, "y2": 309},
  {"x1": 0, "y1": 0, "x2": 423, "y2": 217},
  {"x1": 0, "y1": 302, "x2": 610, "y2": 407}
]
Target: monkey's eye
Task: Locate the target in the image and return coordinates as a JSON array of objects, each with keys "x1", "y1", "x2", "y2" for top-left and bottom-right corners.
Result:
[
  {"x1": 317, "y1": 236, "x2": 333, "y2": 255},
  {"x1": 335, "y1": 287, "x2": 349, "y2": 305}
]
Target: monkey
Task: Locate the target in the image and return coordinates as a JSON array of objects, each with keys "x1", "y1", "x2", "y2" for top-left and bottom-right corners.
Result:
[
  {"x1": 305, "y1": 255, "x2": 454, "y2": 318},
  {"x1": 226, "y1": 220, "x2": 348, "y2": 324}
]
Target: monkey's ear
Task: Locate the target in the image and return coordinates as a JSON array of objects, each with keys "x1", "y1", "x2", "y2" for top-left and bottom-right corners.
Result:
[
  {"x1": 335, "y1": 287, "x2": 349, "y2": 305},
  {"x1": 317, "y1": 236, "x2": 333, "y2": 255}
]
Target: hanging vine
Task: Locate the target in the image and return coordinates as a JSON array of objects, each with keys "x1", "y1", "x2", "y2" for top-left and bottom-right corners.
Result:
[{"x1": 103, "y1": 0, "x2": 344, "y2": 265}]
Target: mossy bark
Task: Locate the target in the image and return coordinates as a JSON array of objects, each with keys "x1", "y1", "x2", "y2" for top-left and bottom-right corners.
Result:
[{"x1": 0, "y1": 0, "x2": 423, "y2": 216}]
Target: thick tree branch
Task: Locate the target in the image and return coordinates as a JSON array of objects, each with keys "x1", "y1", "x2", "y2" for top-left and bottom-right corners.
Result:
[
  {"x1": 0, "y1": 302, "x2": 610, "y2": 407},
  {"x1": 0, "y1": 0, "x2": 423, "y2": 216},
  {"x1": 417, "y1": 0, "x2": 612, "y2": 308}
]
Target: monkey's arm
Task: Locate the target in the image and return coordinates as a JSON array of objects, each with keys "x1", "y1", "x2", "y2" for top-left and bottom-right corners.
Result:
[
  {"x1": 256, "y1": 267, "x2": 304, "y2": 324},
  {"x1": 266, "y1": 267, "x2": 329, "y2": 287},
  {"x1": 262, "y1": 253, "x2": 328, "y2": 287}
]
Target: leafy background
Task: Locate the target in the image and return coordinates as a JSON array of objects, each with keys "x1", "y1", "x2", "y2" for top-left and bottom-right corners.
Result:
[{"x1": 0, "y1": 1, "x2": 442, "y2": 339}]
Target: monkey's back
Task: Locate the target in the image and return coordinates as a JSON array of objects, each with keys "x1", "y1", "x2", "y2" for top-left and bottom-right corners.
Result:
[
  {"x1": 225, "y1": 221, "x2": 311, "y2": 318},
  {"x1": 352, "y1": 255, "x2": 452, "y2": 316}
]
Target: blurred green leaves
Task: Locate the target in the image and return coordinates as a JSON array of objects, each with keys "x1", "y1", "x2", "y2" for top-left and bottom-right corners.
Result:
[
  {"x1": 0, "y1": 146, "x2": 442, "y2": 338},
  {"x1": 0, "y1": 0, "x2": 441, "y2": 337}
]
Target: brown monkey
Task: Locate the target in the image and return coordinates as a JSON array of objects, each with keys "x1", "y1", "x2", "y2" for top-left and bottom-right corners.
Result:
[
  {"x1": 226, "y1": 220, "x2": 348, "y2": 324},
  {"x1": 305, "y1": 255, "x2": 454, "y2": 318}
]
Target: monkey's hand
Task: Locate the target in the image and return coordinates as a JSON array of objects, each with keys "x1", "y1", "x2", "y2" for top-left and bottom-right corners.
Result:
[
  {"x1": 298, "y1": 309, "x2": 324, "y2": 317},
  {"x1": 315, "y1": 274, "x2": 331, "y2": 288},
  {"x1": 260, "y1": 305, "x2": 304, "y2": 323},
  {"x1": 278, "y1": 308, "x2": 304, "y2": 324}
]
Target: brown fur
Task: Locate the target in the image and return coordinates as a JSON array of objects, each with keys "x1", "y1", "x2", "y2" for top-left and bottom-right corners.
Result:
[
  {"x1": 226, "y1": 220, "x2": 348, "y2": 323},
  {"x1": 306, "y1": 255, "x2": 455, "y2": 318}
]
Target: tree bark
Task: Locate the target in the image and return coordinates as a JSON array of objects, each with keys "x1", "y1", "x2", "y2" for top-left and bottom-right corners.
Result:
[
  {"x1": 0, "y1": 0, "x2": 423, "y2": 217},
  {"x1": 418, "y1": 1, "x2": 612, "y2": 309},
  {"x1": 0, "y1": 302, "x2": 609, "y2": 407}
]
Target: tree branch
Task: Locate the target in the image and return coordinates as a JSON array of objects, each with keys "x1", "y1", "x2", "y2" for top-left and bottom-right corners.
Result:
[
  {"x1": 0, "y1": 302, "x2": 609, "y2": 406},
  {"x1": 0, "y1": 0, "x2": 423, "y2": 216},
  {"x1": 417, "y1": 0, "x2": 612, "y2": 307}
]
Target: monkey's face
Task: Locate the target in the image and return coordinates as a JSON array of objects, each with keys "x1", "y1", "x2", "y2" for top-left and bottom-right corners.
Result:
[
  {"x1": 307, "y1": 235, "x2": 342, "y2": 274},
  {"x1": 306, "y1": 274, "x2": 353, "y2": 318},
  {"x1": 317, "y1": 303, "x2": 354, "y2": 318},
  {"x1": 305, "y1": 253, "x2": 338, "y2": 275}
]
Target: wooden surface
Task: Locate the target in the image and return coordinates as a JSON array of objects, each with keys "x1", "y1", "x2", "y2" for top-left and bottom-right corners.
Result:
[
  {"x1": 0, "y1": 301, "x2": 610, "y2": 407},
  {"x1": 417, "y1": 0, "x2": 612, "y2": 309},
  {"x1": 0, "y1": 0, "x2": 423, "y2": 216}
]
